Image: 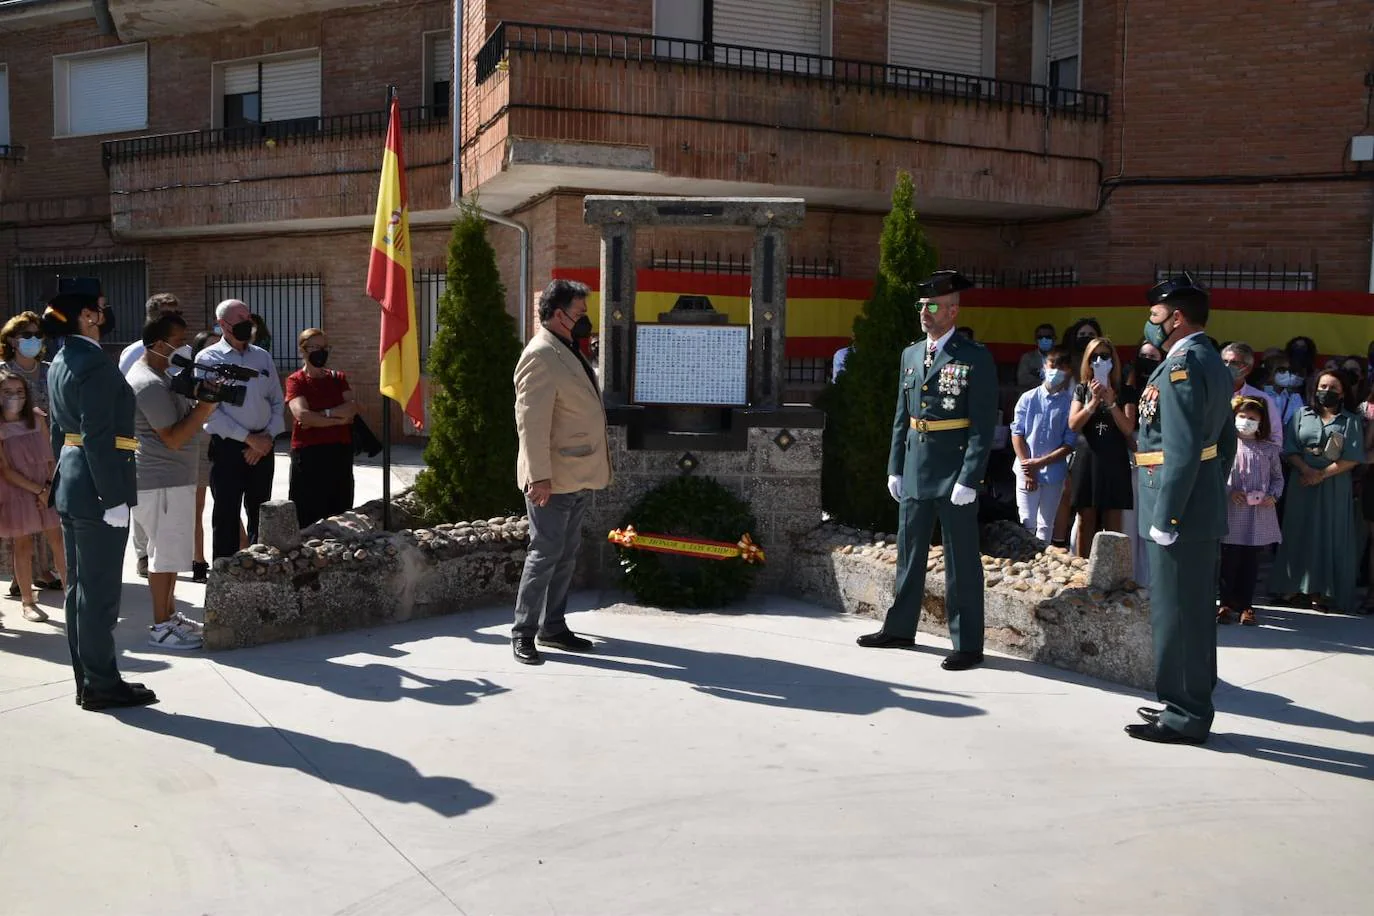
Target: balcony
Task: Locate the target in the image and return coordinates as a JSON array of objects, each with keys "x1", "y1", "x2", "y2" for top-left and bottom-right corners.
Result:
[
  {"x1": 466, "y1": 23, "x2": 1109, "y2": 219},
  {"x1": 103, "y1": 108, "x2": 452, "y2": 239}
]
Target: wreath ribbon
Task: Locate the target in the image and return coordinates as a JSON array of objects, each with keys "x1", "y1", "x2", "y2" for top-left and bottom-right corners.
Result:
[{"x1": 608, "y1": 526, "x2": 767, "y2": 564}]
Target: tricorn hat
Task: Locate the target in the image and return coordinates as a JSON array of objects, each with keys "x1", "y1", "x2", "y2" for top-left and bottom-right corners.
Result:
[
  {"x1": 40, "y1": 291, "x2": 100, "y2": 337},
  {"x1": 1146, "y1": 271, "x2": 1208, "y2": 307},
  {"x1": 915, "y1": 270, "x2": 975, "y2": 299}
]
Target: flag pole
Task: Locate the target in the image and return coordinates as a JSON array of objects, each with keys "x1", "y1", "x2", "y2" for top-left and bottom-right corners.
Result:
[{"x1": 381, "y1": 84, "x2": 397, "y2": 532}]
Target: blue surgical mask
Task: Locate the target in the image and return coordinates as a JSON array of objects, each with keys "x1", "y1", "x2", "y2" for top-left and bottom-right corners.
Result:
[
  {"x1": 1037, "y1": 336, "x2": 1053, "y2": 353},
  {"x1": 17, "y1": 337, "x2": 42, "y2": 359},
  {"x1": 1045, "y1": 369, "x2": 1067, "y2": 389},
  {"x1": 1273, "y1": 370, "x2": 1295, "y2": 389}
]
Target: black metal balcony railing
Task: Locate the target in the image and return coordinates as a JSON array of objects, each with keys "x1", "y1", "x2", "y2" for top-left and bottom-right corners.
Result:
[
  {"x1": 0, "y1": 144, "x2": 26, "y2": 161},
  {"x1": 101, "y1": 105, "x2": 448, "y2": 171},
  {"x1": 476, "y1": 22, "x2": 1109, "y2": 120}
]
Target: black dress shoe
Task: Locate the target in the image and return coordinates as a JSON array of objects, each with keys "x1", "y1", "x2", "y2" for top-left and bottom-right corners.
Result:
[
  {"x1": 76, "y1": 681, "x2": 146, "y2": 706},
  {"x1": 6, "y1": 581, "x2": 17, "y2": 600},
  {"x1": 1137, "y1": 706, "x2": 1162, "y2": 724},
  {"x1": 512, "y1": 637, "x2": 544, "y2": 666},
  {"x1": 81, "y1": 683, "x2": 158, "y2": 712},
  {"x1": 941, "y1": 651, "x2": 985, "y2": 671},
  {"x1": 537, "y1": 631, "x2": 593, "y2": 652},
  {"x1": 856, "y1": 630, "x2": 916, "y2": 649},
  {"x1": 192, "y1": 562, "x2": 209, "y2": 584},
  {"x1": 1124, "y1": 722, "x2": 1206, "y2": 745}
]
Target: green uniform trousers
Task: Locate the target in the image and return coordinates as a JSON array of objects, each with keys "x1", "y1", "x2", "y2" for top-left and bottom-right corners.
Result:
[
  {"x1": 1148, "y1": 536, "x2": 1219, "y2": 739},
  {"x1": 62, "y1": 515, "x2": 130, "y2": 693},
  {"x1": 882, "y1": 497, "x2": 984, "y2": 654}
]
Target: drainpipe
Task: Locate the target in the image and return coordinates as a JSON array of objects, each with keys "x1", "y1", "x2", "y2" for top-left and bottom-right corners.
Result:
[
  {"x1": 452, "y1": 0, "x2": 531, "y2": 341},
  {"x1": 90, "y1": 0, "x2": 113, "y2": 34}
]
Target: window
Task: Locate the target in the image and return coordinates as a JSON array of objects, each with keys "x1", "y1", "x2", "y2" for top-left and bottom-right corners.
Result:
[
  {"x1": 206, "y1": 275, "x2": 322, "y2": 376},
  {"x1": 423, "y1": 32, "x2": 452, "y2": 119},
  {"x1": 711, "y1": 0, "x2": 830, "y2": 72},
  {"x1": 785, "y1": 357, "x2": 832, "y2": 385},
  {"x1": 9, "y1": 255, "x2": 148, "y2": 345},
  {"x1": 1032, "y1": 0, "x2": 1080, "y2": 100},
  {"x1": 53, "y1": 45, "x2": 148, "y2": 138},
  {"x1": 888, "y1": 0, "x2": 996, "y2": 89},
  {"x1": 1153, "y1": 267, "x2": 1316, "y2": 293},
  {"x1": 415, "y1": 269, "x2": 445, "y2": 369},
  {"x1": 213, "y1": 52, "x2": 321, "y2": 139},
  {"x1": 0, "y1": 65, "x2": 10, "y2": 149}
]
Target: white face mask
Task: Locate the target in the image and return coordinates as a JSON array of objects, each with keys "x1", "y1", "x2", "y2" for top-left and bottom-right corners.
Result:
[
  {"x1": 1235, "y1": 417, "x2": 1260, "y2": 437},
  {"x1": 1044, "y1": 368, "x2": 1067, "y2": 389}
]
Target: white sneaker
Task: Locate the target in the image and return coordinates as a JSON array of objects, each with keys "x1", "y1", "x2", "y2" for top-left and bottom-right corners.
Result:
[
  {"x1": 170, "y1": 610, "x2": 204, "y2": 633},
  {"x1": 149, "y1": 620, "x2": 203, "y2": 651}
]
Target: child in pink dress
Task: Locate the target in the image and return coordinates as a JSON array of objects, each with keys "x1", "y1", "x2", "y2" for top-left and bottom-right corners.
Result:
[{"x1": 0, "y1": 370, "x2": 66, "y2": 624}]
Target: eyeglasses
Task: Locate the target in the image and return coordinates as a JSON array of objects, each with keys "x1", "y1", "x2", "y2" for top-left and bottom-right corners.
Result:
[
  {"x1": 15, "y1": 331, "x2": 38, "y2": 339},
  {"x1": 917, "y1": 300, "x2": 940, "y2": 314}
]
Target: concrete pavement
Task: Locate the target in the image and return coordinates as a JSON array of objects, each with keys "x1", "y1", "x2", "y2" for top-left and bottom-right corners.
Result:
[{"x1": 0, "y1": 450, "x2": 1370, "y2": 915}]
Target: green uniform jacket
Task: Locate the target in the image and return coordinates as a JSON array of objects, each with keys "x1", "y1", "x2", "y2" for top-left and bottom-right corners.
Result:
[
  {"x1": 1136, "y1": 334, "x2": 1237, "y2": 541},
  {"x1": 888, "y1": 333, "x2": 998, "y2": 500},
  {"x1": 47, "y1": 336, "x2": 139, "y2": 519}
]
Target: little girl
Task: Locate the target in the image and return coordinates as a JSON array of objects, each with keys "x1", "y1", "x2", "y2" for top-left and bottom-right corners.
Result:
[
  {"x1": 0, "y1": 370, "x2": 66, "y2": 625},
  {"x1": 1218, "y1": 396, "x2": 1284, "y2": 626}
]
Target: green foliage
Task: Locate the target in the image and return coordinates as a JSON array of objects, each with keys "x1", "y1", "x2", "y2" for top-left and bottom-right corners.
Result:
[
  {"x1": 820, "y1": 172, "x2": 938, "y2": 531},
  {"x1": 615, "y1": 476, "x2": 762, "y2": 609},
  {"x1": 413, "y1": 201, "x2": 524, "y2": 522}
]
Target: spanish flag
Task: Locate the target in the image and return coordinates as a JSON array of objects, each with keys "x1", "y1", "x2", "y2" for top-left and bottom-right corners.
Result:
[{"x1": 368, "y1": 96, "x2": 424, "y2": 430}]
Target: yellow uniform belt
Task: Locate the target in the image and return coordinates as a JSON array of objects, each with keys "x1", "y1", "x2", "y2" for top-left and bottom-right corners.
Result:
[
  {"x1": 910, "y1": 417, "x2": 972, "y2": 433},
  {"x1": 1134, "y1": 443, "x2": 1219, "y2": 468},
  {"x1": 64, "y1": 433, "x2": 140, "y2": 453}
]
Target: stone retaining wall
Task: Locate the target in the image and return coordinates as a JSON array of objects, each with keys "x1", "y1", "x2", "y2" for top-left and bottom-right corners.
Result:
[{"x1": 787, "y1": 520, "x2": 1154, "y2": 690}]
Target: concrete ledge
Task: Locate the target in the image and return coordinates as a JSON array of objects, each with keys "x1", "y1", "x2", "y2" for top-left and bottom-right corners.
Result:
[{"x1": 787, "y1": 521, "x2": 1154, "y2": 690}]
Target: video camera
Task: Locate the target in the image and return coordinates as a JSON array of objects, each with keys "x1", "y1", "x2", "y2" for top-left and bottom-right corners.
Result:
[{"x1": 167, "y1": 353, "x2": 258, "y2": 407}]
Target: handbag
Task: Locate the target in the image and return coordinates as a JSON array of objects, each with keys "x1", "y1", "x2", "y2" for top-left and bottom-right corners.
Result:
[{"x1": 352, "y1": 415, "x2": 383, "y2": 457}]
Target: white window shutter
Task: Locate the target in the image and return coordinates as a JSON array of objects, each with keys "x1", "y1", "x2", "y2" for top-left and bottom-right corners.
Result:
[
  {"x1": 261, "y1": 55, "x2": 321, "y2": 122},
  {"x1": 430, "y1": 33, "x2": 452, "y2": 84},
  {"x1": 65, "y1": 46, "x2": 147, "y2": 135},
  {"x1": 889, "y1": 0, "x2": 988, "y2": 77},
  {"x1": 712, "y1": 0, "x2": 823, "y2": 56},
  {"x1": 1049, "y1": 0, "x2": 1081, "y2": 62},
  {"x1": 222, "y1": 61, "x2": 260, "y2": 96}
]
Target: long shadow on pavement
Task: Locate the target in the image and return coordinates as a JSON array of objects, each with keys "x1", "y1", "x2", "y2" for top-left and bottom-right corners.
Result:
[{"x1": 116, "y1": 708, "x2": 497, "y2": 816}]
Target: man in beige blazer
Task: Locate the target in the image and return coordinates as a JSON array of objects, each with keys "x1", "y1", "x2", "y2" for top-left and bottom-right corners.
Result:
[{"x1": 511, "y1": 279, "x2": 612, "y2": 665}]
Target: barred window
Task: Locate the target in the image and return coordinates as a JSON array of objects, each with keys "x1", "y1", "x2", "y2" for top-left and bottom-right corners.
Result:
[
  {"x1": 10, "y1": 255, "x2": 148, "y2": 346},
  {"x1": 206, "y1": 274, "x2": 321, "y2": 376},
  {"x1": 786, "y1": 357, "x2": 832, "y2": 385},
  {"x1": 1154, "y1": 265, "x2": 1315, "y2": 292}
]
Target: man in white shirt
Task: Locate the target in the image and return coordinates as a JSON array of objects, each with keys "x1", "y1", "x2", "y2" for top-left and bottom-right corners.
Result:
[
  {"x1": 118, "y1": 293, "x2": 183, "y2": 577},
  {"x1": 1221, "y1": 342, "x2": 1283, "y2": 447}
]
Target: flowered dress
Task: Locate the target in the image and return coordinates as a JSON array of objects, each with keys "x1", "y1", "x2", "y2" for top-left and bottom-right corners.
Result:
[{"x1": 1223, "y1": 437, "x2": 1284, "y2": 547}]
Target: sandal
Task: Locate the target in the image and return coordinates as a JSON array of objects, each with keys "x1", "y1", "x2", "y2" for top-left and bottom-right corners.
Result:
[
  {"x1": 1239, "y1": 608, "x2": 1257, "y2": 627},
  {"x1": 192, "y1": 561, "x2": 209, "y2": 584},
  {"x1": 22, "y1": 603, "x2": 48, "y2": 623},
  {"x1": 1216, "y1": 606, "x2": 1236, "y2": 625}
]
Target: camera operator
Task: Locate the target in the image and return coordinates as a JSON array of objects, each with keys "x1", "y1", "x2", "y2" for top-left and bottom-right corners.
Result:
[
  {"x1": 200, "y1": 299, "x2": 284, "y2": 559},
  {"x1": 129, "y1": 314, "x2": 217, "y2": 649}
]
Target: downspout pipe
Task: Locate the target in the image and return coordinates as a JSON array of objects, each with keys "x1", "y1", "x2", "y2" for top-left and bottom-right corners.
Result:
[
  {"x1": 91, "y1": 0, "x2": 114, "y2": 34},
  {"x1": 452, "y1": 0, "x2": 530, "y2": 342}
]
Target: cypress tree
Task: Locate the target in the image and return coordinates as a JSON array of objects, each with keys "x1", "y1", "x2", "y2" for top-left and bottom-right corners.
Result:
[
  {"x1": 414, "y1": 201, "x2": 524, "y2": 521},
  {"x1": 820, "y1": 171, "x2": 938, "y2": 531}
]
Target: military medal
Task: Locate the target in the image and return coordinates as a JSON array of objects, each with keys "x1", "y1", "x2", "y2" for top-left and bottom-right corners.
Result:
[
  {"x1": 1140, "y1": 385, "x2": 1159, "y2": 426},
  {"x1": 942, "y1": 396, "x2": 957, "y2": 411}
]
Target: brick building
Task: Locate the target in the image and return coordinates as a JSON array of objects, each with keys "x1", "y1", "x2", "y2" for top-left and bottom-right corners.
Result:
[{"x1": 1, "y1": 0, "x2": 1370, "y2": 428}]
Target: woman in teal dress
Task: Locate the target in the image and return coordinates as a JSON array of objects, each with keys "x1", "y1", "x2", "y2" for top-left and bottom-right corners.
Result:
[{"x1": 1269, "y1": 369, "x2": 1365, "y2": 612}]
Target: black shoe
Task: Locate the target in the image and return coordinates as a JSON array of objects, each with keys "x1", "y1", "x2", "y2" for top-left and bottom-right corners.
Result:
[
  {"x1": 6, "y1": 581, "x2": 17, "y2": 600},
  {"x1": 81, "y1": 683, "x2": 158, "y2": 712},
  {"x1": 35, "y1": 577, "x2": 63, "y2": 591},
  {"x1": 136, "y1": 556, "x2": 149, "y2": 579},
  {"x1": 856, "y1": 630, "x2": 916, "y2": 649},
  {"x1": 941, "y1": 651, "x2": 985, "y2": 671},
  {"x1": 1137, "y1": 706, "x2": 1163, "y2": 724},
  {"x1": 76, "y1": 681, "x2": 146, "y2": 706},
  {"x1": 1124, "y1": 722, "x2": 1206, "y2": 745},
  {"x1": 512, "y1": 638, "x2": 544, "y2": 666},
  {"x1": 536, "y1": 631, "x2": 593, "y2": 652},
  {"x1": 192, "y1": 562, "x2": 209, "y2": 584}
]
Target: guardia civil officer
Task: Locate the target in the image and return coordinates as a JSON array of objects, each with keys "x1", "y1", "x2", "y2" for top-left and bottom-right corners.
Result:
[
  {"x1": 857, "y1": 271, "x2": 998, "y2": 670},
  {"x1": 1129, "y1": 273, "x2": 1235, "y2": 744},
  {"x1": 41, "y1": 286, "x2": 157, "y2": 711}
]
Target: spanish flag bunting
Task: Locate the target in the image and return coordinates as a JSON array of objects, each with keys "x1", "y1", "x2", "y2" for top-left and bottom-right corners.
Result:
[{"x1": 368, "y1": 96, "x2": 425, "y2": 430}]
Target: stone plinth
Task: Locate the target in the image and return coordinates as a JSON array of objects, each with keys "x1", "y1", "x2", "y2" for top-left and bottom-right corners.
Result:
[
  {"x1": 582, "y1": 423, "x2": 823, "y2": 594},
  {"x1": 203, "y1": 511, "x2": 528, "y2": 651},
  {"x1": 788, "y1": 520, "x2": 1153, "y2": 689},
  {"x1": 257, "y1": 500, "x2": 301, "y2": 551}
]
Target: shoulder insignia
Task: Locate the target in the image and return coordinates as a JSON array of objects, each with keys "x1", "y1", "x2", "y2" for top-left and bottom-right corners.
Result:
[{"x1": 1169, "y1": 367, "x2": 1189, "y2": 383}]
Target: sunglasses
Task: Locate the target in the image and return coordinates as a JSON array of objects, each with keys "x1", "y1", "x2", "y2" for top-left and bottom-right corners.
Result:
[
  {"x1": 14, "y1": 331, "x2": 38, "y2": 339},
  {"x1": 917, "y1": 300, "x2": 941, "y2": 314}
]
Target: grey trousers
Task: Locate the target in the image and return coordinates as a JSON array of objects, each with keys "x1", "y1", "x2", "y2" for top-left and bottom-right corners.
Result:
[{"x1": 512, "y1": 489, "x2": 590, "y2": 639}]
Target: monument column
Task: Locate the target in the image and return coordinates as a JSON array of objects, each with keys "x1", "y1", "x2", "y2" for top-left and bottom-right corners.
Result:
[
  {"x1": 599, "y1": 221, "x2": 636, "y2": 407},
  {"x1": 750, "y1": 225, "x2": 787, "y2": 408}
]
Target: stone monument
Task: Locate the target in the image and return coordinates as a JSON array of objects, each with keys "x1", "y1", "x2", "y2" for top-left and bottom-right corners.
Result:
[{"x1": 580, "y1": 196, "x2": 824, "y2": 589}]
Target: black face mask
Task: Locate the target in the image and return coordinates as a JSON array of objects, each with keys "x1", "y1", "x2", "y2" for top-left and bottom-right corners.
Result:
[
  {"x1": 1134, "y1": 356, "x2": 1160, "y2": 380},
  {"x1": 230, "y1": 320, "x2": 255, "y2": 343},
  {"x1": 567, "y1": 313, "x2": 593, "y2": 341},
  {"x1": 307, "y1": 348, "x2": 330, "y2": 368},
  {"x1": 1315, "y1": 389, "x2": 1341, "y2": 409},
  {"x1": 98, "y1": 305, "x2": 115, "y2": 336}
]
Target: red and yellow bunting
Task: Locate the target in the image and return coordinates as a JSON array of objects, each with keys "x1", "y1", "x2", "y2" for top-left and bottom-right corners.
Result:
[{"x1": 608, "y1": 526, "x2": 766, "y2": 565}]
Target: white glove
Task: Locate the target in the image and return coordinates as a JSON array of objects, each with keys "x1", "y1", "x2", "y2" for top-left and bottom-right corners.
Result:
[
  {"x1": 102, "y1": 504, "x2": 130, "y2": 528},
  {"x1": 1149, "y1": 525, "x2": 1178, "y2": 547},
  {"x1": 950, "y1": 483, "x2": 978, "y2": 506},
  {"x1": 887, "y1": 475, "x2": 903, "y2": 502}
]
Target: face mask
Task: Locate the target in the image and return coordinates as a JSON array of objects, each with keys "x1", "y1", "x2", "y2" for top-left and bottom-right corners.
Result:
[
  {"x1": 1135, "y1": 356, "x2": 1160, "y2": 379},
  {"x1": 2, "y1": 395, "x2": 23, "y2": 413},
  {"x1": 1091, "y1": 356, "x2": 1112, "y2": 368},
  {"x1": 1273, "y1": 370, "x2": 1294, "y2": 388},
  {"x1": 1143, "y1": 311, "x2": 1173, "y2": 350},
  {"x1": 1044, "y1": 369, "x2": 1066, "y2": 389},
  {"x1": 307, "y1": 348, "x2": 330, "y2": 368},
  {"x1": 1226, "y1": 363, "x2": 1248, "y2": 382},
  {"x1": 1234, "y1": 417, "x2": 1260, "y2": 437},
  {"x1": 16, "y1": 337, "x2": 42, "y2": 359},
  {"x1": 230, "y1": 320, "x2": 255, "y2": 342},
  {"x1": 1315, "y1": 389, "x2": 1341, "y2": 409},
  {"x1": 1037, "y1": 336, "x2": 1053, "y2": 353},
  {"x1": 567, "y1": 313, "x2": 593, "y2": 341}
]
